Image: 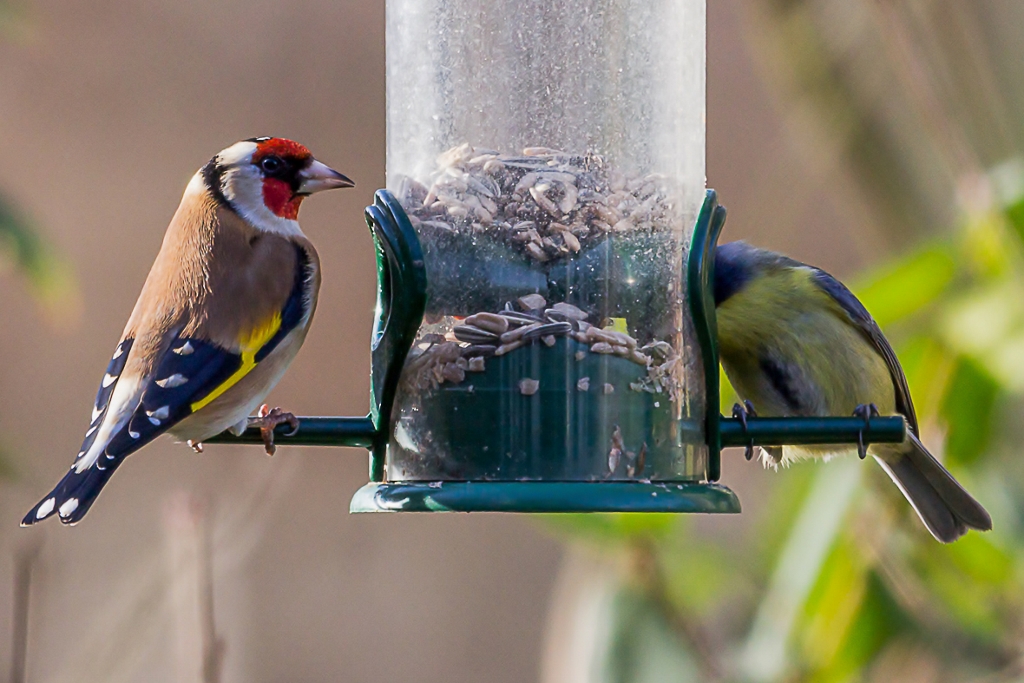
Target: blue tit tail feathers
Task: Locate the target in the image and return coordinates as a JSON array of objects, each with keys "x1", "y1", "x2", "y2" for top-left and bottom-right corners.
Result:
[
  {"x1": 876, "y1": 433, "x2": 992, "y2": 543},
  {"x1": 21, "y1": 457, "x2": 125, "y2": 526}
]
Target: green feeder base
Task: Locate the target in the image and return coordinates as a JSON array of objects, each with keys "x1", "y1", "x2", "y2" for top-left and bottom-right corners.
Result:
[{"x1": 350, "y1": 481, "x2": 741, "y2": 513}]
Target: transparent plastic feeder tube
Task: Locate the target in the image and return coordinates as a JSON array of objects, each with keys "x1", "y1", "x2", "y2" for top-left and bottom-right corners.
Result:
[{"x1": 385, "y1": 0, "x2": 708, "y2": 482}]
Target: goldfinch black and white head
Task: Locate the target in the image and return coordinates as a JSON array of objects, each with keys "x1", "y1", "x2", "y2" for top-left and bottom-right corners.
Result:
[{"x1": 201, "y1": 136, "x2": 353, "y2": 233}]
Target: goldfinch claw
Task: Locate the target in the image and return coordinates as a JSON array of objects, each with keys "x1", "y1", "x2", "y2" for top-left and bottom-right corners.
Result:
[{"x1": 250, "y1": 404, "x2": 300, "y2": 456}]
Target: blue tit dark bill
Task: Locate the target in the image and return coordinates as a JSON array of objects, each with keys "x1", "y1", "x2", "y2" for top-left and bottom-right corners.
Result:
[{"x1": 714, "y1": 241, "x2": 991, "y2": 543}]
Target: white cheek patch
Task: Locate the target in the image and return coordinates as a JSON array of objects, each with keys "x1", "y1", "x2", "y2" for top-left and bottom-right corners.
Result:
[{"x1": 218, "y1": 140, "x2": 259, "y2": 166}]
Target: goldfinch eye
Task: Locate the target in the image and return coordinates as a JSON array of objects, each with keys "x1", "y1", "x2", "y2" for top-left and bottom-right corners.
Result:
[{"x1": 260, "y1": 156, "x2": 283, "y2": 173}]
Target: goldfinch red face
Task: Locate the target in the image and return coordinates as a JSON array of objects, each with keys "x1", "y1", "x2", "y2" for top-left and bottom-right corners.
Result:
[{"x1": 199, "y1": 137, "x2": 354, "y2": 235}]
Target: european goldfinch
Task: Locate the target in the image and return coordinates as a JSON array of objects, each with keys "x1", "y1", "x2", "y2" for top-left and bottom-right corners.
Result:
[
  {"x1": 715, "y1": 241, "x2": 991, "y2": 542},
  {"x1": 23, "y1": 137, "x2": 353, "y2": 526}
]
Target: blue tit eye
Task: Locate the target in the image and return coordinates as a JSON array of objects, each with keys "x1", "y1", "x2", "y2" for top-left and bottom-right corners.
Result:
[{"x1": 260, "y1": 156, "x2": 284, "y2": 174}]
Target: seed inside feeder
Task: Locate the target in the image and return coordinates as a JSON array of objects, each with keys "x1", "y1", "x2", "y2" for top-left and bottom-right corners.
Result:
[
  {"x1": 519, "y1": 378, "x2": 540, "y2": 396},
  {"x1": 389, "y1": 145, "x2": 697, "y2": 482},
  {"x1": 401, "y1": 298, "x2": 683, "y2": 400},
  {"x1": 395, "y1": 144, "x2": 681, "y2": 265}
]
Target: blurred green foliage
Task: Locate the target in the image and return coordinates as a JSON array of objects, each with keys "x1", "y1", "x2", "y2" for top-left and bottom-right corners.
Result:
[
  {"x1": 0, "y1": 194, "x2": 72, "y2": 310},
  {"x1": 543, "y1": 3, "x2": 1024, "y2": 681}
]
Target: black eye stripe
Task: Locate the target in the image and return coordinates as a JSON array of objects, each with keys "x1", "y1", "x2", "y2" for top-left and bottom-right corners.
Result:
[{"x1": 256, "y1": 156, "x2": 307, "y2": 193}]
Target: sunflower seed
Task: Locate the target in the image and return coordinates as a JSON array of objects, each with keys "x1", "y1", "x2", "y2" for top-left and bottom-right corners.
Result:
[
  {"x1": 525, "y1": 243, "x2": 549, "y2": 261},
  {"x1": 483, "y1": 159, "x2": 505, "y2": 174},
  {"x1": 461, "y1": 344, "x2": 497, "y2": 358},
  {"x1": 544, "y1": 310, "x2": 579, "y2": 326},
  {"x1": 523, "y1": 146, "x2": 564, "y2": 156},
  {"x1": 590, "y1": 329, "x2": 636, "y2": 348},
  {"x1": 640, "y1": 341, "x2": 672, "y2": 359},
  {"x1": 630, "y1": 350, "x2": 650, "y2": 366},
  {"x1": 453, "y1": 325, "x2": 499, "y2": 344},
  {"x1": 559, "y1": 183, "x2": 578, "y2": 214},
  {"x1": 529, "y1": 186, "x2": 562, "y2": 218},
  {"x1": 500, "y1": 323, "x2": 542, "y2": 344},
  {"x1": 499, "y1": 310, "x2": 545, "y2": 327},
  {"x1": 548, "y1": 302, "x2": 588, "y2": 320},
  {"x1": 464, "y1": 312, "x2": 509, "y2": 335},
  {"x1": 467, "y1": 175, "x2": 496, "y2": 197},
  {"x1": 495, "y1": 340, "x2": 525, "y2": 356},
  {"x1": 562, "y1": 231, "x2": 581, "y2": 252},
  {"x1": 419, "y1": 220, "x2": 456, "y2": 232},
  {"x1": 520, "y1": 322, "x2": 572, "y2": 341}
]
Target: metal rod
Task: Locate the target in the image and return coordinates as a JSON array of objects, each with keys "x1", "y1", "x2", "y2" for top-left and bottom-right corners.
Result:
[
  {"x1": 719, "y1": 416, "x2": 906, "y2": 448},
  {"x1": 206, "y1": 416, "x2": 377, "y2": 449}
]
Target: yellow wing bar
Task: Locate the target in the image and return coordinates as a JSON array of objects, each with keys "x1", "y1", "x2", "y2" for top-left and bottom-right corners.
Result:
[{"x1": 190, "y1": 313, "x2": 282, "y2": 412}]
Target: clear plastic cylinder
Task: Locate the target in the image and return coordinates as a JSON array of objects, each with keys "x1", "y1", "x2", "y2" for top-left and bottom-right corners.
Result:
[{"x1": 385, "y1": 0, "x2": 707, "y2": 482}]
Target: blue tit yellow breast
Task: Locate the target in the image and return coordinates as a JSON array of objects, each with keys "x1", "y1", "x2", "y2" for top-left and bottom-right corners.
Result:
[{"x1": 716, "y1": 265, "x2": 895, "y2": 418}]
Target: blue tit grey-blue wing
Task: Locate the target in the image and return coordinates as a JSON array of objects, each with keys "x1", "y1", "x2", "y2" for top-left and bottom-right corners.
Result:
[{"x1": 810, "y1": 268, "x2": 918, "y2": 434}]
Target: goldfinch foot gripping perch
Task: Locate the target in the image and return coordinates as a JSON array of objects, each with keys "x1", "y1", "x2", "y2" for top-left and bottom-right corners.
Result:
[
  {"x1": 22, "y1": 137, "x2": 353, "y2": 526},
  {"x1": 249, "y1": 404, "x2": 300, "y2": 456}
]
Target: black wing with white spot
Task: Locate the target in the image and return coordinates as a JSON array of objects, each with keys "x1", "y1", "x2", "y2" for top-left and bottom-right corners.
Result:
[
  {"x1": 21, "y1": 339, "x2": 135, "y2": 524},
  {"x1": 22, "y1": 337, "x2": 246, "y2": 526},
  {"x1": 22, "y1": 250, "x2": 311, "y2": 526}
]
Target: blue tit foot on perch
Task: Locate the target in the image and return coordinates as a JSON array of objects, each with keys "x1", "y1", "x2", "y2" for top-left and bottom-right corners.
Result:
[
  {"x1": 731, "y1": 400, "x2": 759, "y2": 461},
  {"x1": 852, "y1": 403, "x2": 881, "y2": 459}
]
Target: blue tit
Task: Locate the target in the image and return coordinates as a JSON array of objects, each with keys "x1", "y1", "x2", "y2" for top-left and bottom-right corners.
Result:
[{"x1": 714, "y1": 241, "x2": 991, "y2": 543}]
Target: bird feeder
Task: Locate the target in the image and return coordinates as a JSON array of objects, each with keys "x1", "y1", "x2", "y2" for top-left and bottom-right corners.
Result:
[{"x1": 211, "y1": 0, "x2": 905, "y2": 513}]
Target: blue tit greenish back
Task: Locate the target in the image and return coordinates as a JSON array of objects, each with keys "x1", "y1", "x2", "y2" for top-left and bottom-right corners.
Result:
[{"x1": 714, "y1": 241, "x2": 991, "y2": 543}]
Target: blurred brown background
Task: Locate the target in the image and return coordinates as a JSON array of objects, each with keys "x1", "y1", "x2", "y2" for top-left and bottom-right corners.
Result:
[{"x1": 0, "y1": 1, "x2": 872, "y2": 681}]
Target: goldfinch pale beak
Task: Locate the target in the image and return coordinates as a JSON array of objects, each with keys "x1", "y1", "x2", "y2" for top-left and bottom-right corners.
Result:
[{"x1": 298, "y1": 160, "x2": 355, "y2": 194}]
